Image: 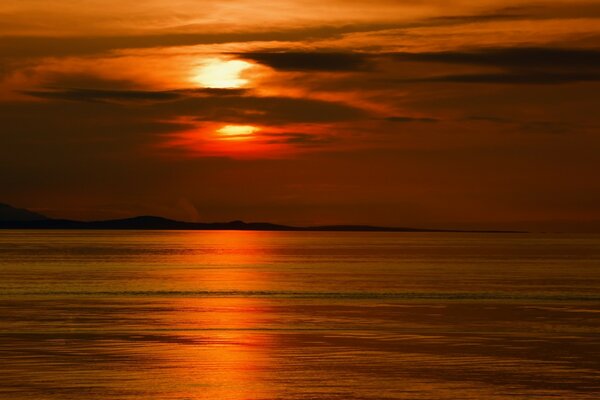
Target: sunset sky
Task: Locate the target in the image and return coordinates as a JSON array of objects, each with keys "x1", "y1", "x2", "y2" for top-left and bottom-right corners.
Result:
[{"x1": 1, "y1": 0, "x2": 600, "y2": 231}]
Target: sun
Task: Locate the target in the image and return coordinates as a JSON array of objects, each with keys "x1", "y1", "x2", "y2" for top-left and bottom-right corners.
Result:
[
  {"x1": 216, "y1": 125, "x2": 260, "y2": 140},
  {"x1": 192, "y1": 58, "x2": 252, "y2": 88}
]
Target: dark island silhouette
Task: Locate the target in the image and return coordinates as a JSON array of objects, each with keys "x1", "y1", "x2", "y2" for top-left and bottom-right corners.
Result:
[
  {"x1": 0, "y1": 203, "x2": 48, "y2": 222},
  {"x1": 0, "y1": 203, "x2": 524, "y2": 233}
]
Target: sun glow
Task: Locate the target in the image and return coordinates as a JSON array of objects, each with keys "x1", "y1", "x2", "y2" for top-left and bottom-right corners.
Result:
[
  {"x1": 217, "y1": 124, "x2": 260, "y2": 140},
  {"x1": 192, "y1": 58, "x2": 252, "y2": 88}
]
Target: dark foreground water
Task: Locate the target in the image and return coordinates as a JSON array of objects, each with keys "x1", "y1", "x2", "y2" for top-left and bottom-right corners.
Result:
[{"x1": 0, "y1": 230, "x2": 599, "y2": 399}]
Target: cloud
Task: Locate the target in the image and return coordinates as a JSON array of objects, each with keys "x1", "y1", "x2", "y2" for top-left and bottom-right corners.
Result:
[
  {"x1": 176, "y1": 96, "x2": 368, "y2": 123},
  {"x1": 235, "y1": 51, "x2": 372, "y2": 72},
  {"x1": 22, "y1": 88, "x2": 182, "y2": 102},
  {"x1": 424, "y1": 10, "x2": 529, "y2": 25},
  {"x1": 466, "y1": 115, "x2": 512, "y2": 123},
  {"x1": 21, "y1": 87, "x2": 367, "y2": 123},
  {"x1": 179, "y1": 88, "x2": 249, "y2": 96},
  {"x1": 235, "y1": 47, "x2": 600, "y2": 81},
  {"x1": 425, "y1": 3, "x2": 600, "y2": 26},
  {"x1": 391, "y1": 47, "x2": 600, "y2": 69},
  {"x1": 416, "y1": 71, "x2": 600, "y2": 85},
  {"x1": 0, "y1": 100, "x2": 197, "y2": 165},
  {"x1": 385, "y1": 116, "x2": 439, "y2": 123},
  {"x1": 0, "y1": 23, "x2": 400, "y2": 58},
  {"x1": 0, "y1": 6, "x2": 555, "y2": 59},
  {"x1": 466, "y1": 115, "x2": 578, "y2": 135},
  {"x1": 390, "y1": 47, "x2": 600, "y2": 85},
  {"x1": 260, "y1": 132, "x2": 335, "y2": 146},
  {"x1": 494, "y1": 2, "x2": 600, "y2": 21},
  {"x1": 21, "y1": 87, "x2": 247, "y2": 103}
]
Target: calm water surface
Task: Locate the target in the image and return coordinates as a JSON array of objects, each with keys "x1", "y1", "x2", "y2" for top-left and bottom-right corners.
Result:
[{"x1": 0, "y1": 230, "x2": 599, "y2": 399}]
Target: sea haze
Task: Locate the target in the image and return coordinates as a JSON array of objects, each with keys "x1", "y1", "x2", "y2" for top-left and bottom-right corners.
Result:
[{"x1": 0, "y1": 230, "x2": 599, "y2": 399}]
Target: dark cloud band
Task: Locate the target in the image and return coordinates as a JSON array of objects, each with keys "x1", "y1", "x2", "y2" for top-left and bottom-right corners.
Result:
[{"x1": 235, "y1": 51, "x2": 372, "y2": 72}]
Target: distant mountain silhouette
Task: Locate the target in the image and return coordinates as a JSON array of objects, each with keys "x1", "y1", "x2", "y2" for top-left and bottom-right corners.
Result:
[
  {"x1": 0, "y1": 203, "x2": 48, "y2": 221},
  {"x1": 0, "y1": 203, "x2": 524, "y2": 233}
]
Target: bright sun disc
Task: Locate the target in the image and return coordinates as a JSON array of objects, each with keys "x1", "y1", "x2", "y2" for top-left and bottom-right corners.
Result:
[
  {"x1": 217, "y1": 125, "x2": 259, "y2": 139},
  {"x1": 193, "y1": 59, "x2": 251, "y2": 88}
]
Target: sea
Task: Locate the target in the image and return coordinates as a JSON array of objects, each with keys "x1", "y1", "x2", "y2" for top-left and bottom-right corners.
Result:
[{"x1": 0, "y1": 230, "x2": 598, "y2": 399}]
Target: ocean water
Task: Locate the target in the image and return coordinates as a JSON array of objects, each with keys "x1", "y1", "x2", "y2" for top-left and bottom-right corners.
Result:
[{"x1": 0, "y1": 230, "x2": 598, "y2": 399}]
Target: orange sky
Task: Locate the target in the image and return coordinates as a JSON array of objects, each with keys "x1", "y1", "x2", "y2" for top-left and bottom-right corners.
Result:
[{"x1": 1, "y1": 0, "x2": 600, "y2": 231}]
